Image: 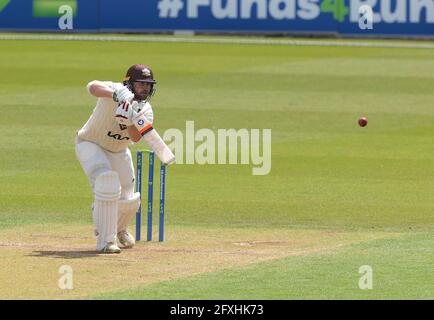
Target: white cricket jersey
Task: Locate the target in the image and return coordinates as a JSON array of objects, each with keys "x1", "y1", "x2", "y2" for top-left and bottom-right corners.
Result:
[{"x1": 77, "y1": 81, "x2": 153, "y2": 153}]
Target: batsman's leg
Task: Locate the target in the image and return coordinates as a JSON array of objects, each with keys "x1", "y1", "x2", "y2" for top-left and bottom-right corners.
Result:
[
  {"x1": 75, "y1": 139, "x2": 121, "y2": 253},
  {"x1": 93, "y1": 171, "x2": 121, "y2": 253},
  {"x1": 106, "y1": 147, "x2": 139, "y2": 247},
  {"x1": 117, "y1": 193, "x2": 140, "y2": 248}
]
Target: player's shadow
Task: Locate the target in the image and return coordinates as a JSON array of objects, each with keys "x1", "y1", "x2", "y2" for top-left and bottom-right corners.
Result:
[{"x1": 29, "y1": 250, "x2": 100, "y2": 259}]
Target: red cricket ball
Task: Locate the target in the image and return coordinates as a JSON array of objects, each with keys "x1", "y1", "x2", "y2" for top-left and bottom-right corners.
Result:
[{"x1": 358, "y1": 117, "x2": 368, "y2": 127}]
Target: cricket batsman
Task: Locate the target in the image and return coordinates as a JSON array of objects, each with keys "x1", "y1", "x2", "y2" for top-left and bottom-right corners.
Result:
[{"x1": 75, "y1": 64, "x2": 175, "y2": 253}]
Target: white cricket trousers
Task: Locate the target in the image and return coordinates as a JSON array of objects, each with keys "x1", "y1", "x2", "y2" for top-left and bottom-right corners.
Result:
[{"x1": 75, "y1": 137, "x2": 135, "y2": 200}]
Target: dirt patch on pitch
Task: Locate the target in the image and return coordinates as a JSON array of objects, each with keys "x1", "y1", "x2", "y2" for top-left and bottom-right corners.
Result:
[{"x1": 0, "y1": 224, "x2": 399, "y2": 299}]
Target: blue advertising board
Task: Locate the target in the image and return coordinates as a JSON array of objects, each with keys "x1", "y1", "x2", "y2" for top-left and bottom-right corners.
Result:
[
  {"x1": 337, "y1": 0, "x2": 434, "y2": 36},
  {"x1": 99, "y1": 0, "x2": 338, "y2": 33},
  {"x1": 0, "y1": 0, "x2": 433, "y2": 37},
  {"x1": 0, "y1": 0, "x2": 98, "y2": 31}
]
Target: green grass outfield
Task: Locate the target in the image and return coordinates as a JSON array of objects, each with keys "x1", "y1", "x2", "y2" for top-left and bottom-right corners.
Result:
[{"x1": 0, "y1": 35, "x2": 433, "y2": 299}]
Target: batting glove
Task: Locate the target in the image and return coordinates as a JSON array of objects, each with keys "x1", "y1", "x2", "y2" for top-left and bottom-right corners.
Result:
[
  {"x1": 113, "y1": 86, "x2": 134, "y2": 103},
  {"x1": 115, "y1": 101, "x2": 133, "y2": 126}
]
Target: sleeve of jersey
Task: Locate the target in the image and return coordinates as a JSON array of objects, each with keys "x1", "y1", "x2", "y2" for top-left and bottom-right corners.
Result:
[
  {"x1": 110, "y1": 82, "x2": 123, "y2": 91},
  {"x1": 139, "y1": 123, "x2": 154, "y2": 137},
  {"x1": 132, "y1": 113, "x2": 154, "y2": 136},
  {"x1": 86, "y1": 80, "x2": 114, "y2": 94},
  {"x1": 138, "y1": 122, "x2": 154, "y2": 136},
  {"x1": 143, "y1": 103, "x2": 154, "y2": 124},
  {"x1": 86, "y1": 80, "x2": 98, "y2": 94}
]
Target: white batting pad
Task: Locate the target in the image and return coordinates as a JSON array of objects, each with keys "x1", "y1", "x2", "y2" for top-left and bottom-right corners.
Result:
[
  {"x1": 93, "y1": 171, "x2": 121, "y2": 251},
  {"x1": 142, "y1": 129, "x2": 176, "y2": 165},
  {"x1": 117, "y1": 192, "x2": 141, "y2": 232}
]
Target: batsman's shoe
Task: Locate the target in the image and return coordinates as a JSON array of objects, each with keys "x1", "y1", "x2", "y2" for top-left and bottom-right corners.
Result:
[
  {"x1": 98, "y1": 242, "x2": 121, "y2": 254},
  {"x1": 117, "y1": 230, "x2": 135, "y2": 248}
]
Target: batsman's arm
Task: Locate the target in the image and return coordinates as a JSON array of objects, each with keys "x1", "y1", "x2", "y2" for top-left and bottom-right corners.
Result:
[
  {"x1": 127, "y1": 105, "x2": 154, "y2": 143},
  {"x1": 87, "y1": 80, "x2": 114, "y2": 99},
  {"x1": 127, "y1": 125, "x2": 142, "y2": 143}
]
